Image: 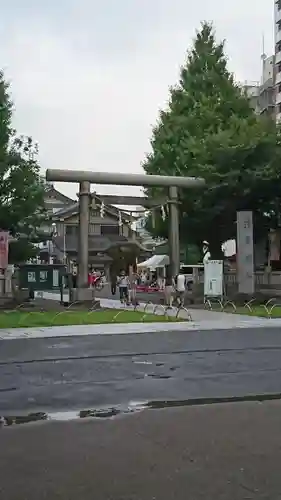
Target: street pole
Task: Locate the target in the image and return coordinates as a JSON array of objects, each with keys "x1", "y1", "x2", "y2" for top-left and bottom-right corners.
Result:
[
  {"x1": 168, "y1": 185, "x2": 180, "y2": 277},
  {"x1": 77, "y1": 181, "x2": 90, "y2": 288}
]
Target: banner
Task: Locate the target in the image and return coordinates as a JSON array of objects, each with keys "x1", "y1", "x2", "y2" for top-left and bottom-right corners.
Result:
[
  {"x1": 0, "y1": 231, "x2": 9, "y2": 270},
  {"x1": 204, "y1": 260, "x2": 223, "y2": 298},
  {"x1": 237, "y1": 211, "x2": 254, "y2": 294}
]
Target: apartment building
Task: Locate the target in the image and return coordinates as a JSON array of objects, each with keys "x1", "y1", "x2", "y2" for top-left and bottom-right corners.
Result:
[
  {"x1": 275, "y1": 0, "x2": 281, "y2": 121},
  {"x1": 243, "y1": 55, "x2": 275, "y2": 118}
]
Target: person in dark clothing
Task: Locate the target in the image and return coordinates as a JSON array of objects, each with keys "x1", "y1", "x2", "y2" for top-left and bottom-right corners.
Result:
[
  {"x1": 164, "y1": 265, "x2": 174, "y2": 307},
  {"x1": 111, "y1": 274, "x2": 117, "y2": 295},
  {"x1": 72, "y1": 264, "x2": 77, "y2": 288}
]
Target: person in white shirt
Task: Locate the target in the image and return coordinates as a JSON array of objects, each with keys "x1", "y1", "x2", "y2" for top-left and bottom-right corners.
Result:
[
  {"x1": 117, "y1": 270, "x2": 130, "y2": 304},
  {"x1": 202, "y1": 240, "x2": 211, "y2": 263},
  {"x1": 174, "y1": 270, "x2": 186, "y2": 307}
]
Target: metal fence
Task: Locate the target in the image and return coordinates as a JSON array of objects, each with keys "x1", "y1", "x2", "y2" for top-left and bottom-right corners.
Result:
[
  {"x1": 204, "y1": 297, "x2": 281, "y2": 318},
  {"x1": 1, "y1": 299, "x2": 193, "y2": 327}
]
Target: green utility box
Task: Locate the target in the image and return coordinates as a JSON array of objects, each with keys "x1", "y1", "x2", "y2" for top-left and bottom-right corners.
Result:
[{"x1": 18, "y1": 264, "x2": 66, "y2": 292}]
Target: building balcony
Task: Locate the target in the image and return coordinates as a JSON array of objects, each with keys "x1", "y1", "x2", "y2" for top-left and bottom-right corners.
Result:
[
  {"x1": 275, "y1": 71, "x2": 281, "y2": 85},
  {"x1": 276, "y1": 11, "x2": 281, "y2": 23},
  {"x1": 276, "y1": 91, "x2": 281, "y2": 106},
  {"x1": 276, "y1": 27, "x2": 281, "y2": 43},
  {"x1": 276, "y1": 51, "x2": 281, "y2": 65}
]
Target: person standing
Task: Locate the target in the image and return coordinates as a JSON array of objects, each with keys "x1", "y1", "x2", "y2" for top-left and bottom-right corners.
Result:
[
  {"x1": 129, "y1": 265, "x2": 139, "y2": 306},
  {"x1": 72, "y1": 263, "x2": 77, "y2": 288},
  {"x1": 117, "y1": 270, "x2": 130, "y2": 304},
  {"x1": 202, "y1": 240, "x2": 211, "y2": 263},
  {"x1": 110, "y1": 273, "x2": 117, "y2": 295},
  {"x1": 174, "y1": 269, "x2": 186, "y2": 307},
  {"x1": 164, "y1": 266, "x2": 174, "y2": 308}
]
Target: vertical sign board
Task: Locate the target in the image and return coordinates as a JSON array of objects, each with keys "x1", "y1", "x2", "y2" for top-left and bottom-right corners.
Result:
[
  {"x1": 204, "y1": 260, "x2": 223, "y2": 299},
  {"x1": 0, "y1": 231, "x2": 9, "y2": 270},
  {"x1": 237, "y1": 211, "x2": 254, "y2": 294}
]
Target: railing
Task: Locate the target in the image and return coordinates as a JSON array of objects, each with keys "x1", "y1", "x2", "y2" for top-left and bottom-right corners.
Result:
[
  {"x1": 204, "y1": 297, "x2": 281, "y2": 318},
  {"x1": 194, "y1": 270, "x2": 281, "y2": 288}
]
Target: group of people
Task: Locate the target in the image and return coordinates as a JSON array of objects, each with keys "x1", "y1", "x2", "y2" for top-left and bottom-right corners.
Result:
[
  {"x1": 164, "y1": 269, "x2": 186, "y2": 307},
  {"x1": 88, "y1": 269, "x2": 106, "y2": 289},
  {"x1": 110, "y1": 267, "x2": 188, "y2": 307},
  {"x1": 110, "y1": 270, "x2": 139, "y2": 305}
]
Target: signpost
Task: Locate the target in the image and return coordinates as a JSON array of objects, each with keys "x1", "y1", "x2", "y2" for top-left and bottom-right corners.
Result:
[
  {"x1": 204, "y1": 260, "x2": 224, "y2": 301},
  {"x1": 236, "y1": 211, "x2": 254, "y2": 295}
]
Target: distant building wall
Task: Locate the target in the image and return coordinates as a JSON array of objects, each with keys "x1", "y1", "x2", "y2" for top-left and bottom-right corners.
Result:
[
  {"x1": 242, "y1": 55, "x2": 275, "y2": 119},
  {"x1": 275, "y1": 0, "x2": 281, "y2": 122}
]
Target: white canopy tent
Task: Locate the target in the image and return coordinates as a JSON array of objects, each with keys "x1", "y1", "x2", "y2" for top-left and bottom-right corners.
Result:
[{"x1": 137, "y1": 254, "x2": 169, "y2": 270}]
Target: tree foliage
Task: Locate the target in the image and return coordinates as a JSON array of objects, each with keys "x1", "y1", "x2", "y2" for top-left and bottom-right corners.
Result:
[
  {"x1": 8, "y1": 239, "x2": 39, "y2": 265},
  {"x1": 143, "y1": 22, "x2": 280, "y2": 254},
  {"x1": 0, "y1": 70, "x2": 46, "y2": 262}
]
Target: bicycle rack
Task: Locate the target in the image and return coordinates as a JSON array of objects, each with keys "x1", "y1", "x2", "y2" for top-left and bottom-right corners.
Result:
[
  {"x1": 153, "y1": 304, "x2": 170, "y2": 319},
  {"x1": 204, "y1": 299, "x2": 212, "y2": 310},
  {"x1": 66, "y1": 301, "x2": 81, "y2": 310},
  {"x1": 268, "y1": 302, "x2": 281, "y2": 319},
  {"x1": 204, "y1": 298, "x2": 223, "y2": 311},
  {"x1": 261, "y1": 298, "x2": 276, "y2": 317},
  {"x1": 17, "y1": 311, "x2": 34, "y2": 326},
  {"x1": 51, "y1": 310, "x2": 80, "y2": 325},
  {"x1": 223, "y1": 300, "x2": 237, "y2": 312},
  {"x1": 143, "y1": 301, "x2": 154, "y2": 313},
  {"x1": 244, "y1": 298, "x2": 256, "y2": 312},
  {"x1": 176, "y1": 307, "x2": 193, "y2": 321},
  {"x1": 112, "y1": 310, "x2": 128, "y2": 323}
]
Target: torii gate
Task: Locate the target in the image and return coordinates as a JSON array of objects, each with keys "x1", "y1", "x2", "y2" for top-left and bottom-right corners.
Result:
[{"x1": 46, "y1": 169, "x2": 205, "y2": 300}]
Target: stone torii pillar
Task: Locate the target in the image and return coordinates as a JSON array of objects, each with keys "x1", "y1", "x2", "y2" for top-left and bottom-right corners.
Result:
[
  {"x1": 78, "y1": 181, "x2": 90, "y2": 289},
  {"x1": 46, "y1": 169, "x2": 205, "y2": 295},
  {"x1": 168, "y1": 185, "x2": 180, "y2": 277}
]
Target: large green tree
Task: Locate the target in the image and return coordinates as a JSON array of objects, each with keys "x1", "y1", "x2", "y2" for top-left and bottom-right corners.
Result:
[
  {"x1": 0, "y1": 70, "x2": 46, "y2": 263},
  {"x1": 143, "y1": 22, "x2": 280, "y2": 255}
]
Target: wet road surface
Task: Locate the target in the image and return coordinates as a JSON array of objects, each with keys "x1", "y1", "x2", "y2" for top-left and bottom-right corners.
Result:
[
  {"x1": 1, "y1": 401, "x2": 281, "y2": 499},
  {"x1": 1, "y1": 326, "x2": 281, "y2": 413},
  {"x1": 2, "y1": 327, "x2": 281, "y2": 499}
]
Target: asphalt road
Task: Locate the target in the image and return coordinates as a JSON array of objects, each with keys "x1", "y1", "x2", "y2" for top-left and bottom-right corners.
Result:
[
  {"x1": 1, "y1": 326, "x2": 281, "y2": 414},
  {"x1": 2, "y1": 327, "x2": 281, "y2": 499},
  {"x1": 1, "y1": 401, "x2": 281, "y2": 500}
]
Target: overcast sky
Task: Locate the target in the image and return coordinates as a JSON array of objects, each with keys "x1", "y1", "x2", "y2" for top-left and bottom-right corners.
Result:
[{"x1": 0, "y1": 0, "x2": 274, "y2": 199}]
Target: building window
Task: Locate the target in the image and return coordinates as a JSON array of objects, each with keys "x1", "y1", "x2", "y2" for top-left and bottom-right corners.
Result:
[
  {"x1": 278, "y1": 0, "x2": 281, "y2": 11},
  {"x1": 65, "y1": 225, "x2": 78, "y2": 236},
  {"x1": 278, "y1": 21, "x2": 281, "y2": 31},
  {"x1": 100, "y1": 225, "x2": 119, "y2": 236},
  {"x1": 277, "y1": 42, "x2": 281, "y2": 52},
  {"x1": 279, "y1": 84, "x2": 281, "y2": 93},
  {"x1": 278, "y1": 63, "x2": 281, "y2": 73}
]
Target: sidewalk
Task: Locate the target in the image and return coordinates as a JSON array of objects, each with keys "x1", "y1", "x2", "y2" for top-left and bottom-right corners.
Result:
[
  {"x1": 0, "y1": 292, "x2": 279, "y2": 340},
  {"x1": 46, "y1": 291, "x2": 277, "y2": 326}
]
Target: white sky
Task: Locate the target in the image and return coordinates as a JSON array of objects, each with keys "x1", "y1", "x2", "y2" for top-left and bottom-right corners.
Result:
[{"x1": 0, "y1": 0, "x2": 274, "y2": 200}]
